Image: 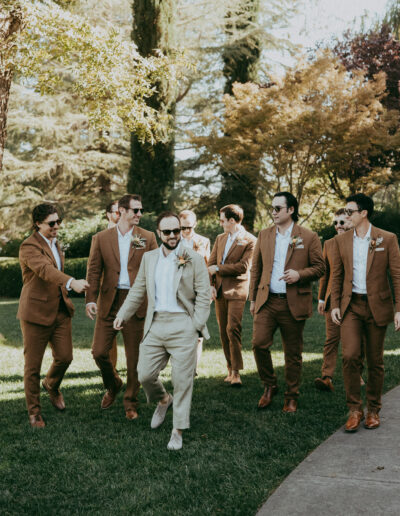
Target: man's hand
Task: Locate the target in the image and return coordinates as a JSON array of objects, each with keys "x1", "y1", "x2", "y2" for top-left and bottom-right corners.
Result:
[
  {"x1": 317, "y1": 300, "x2": 325, "y2": 315},
  {"x1": 85, "y1": 303, "x2": 97, "y2": 320},
  {"x1": 71, "y1": 279, "x2": 90, "y2": 294},
  {"x1": 331, "y1": 308, "x2": 341, "y2": 326},
  {"x1": 208, "y1": 265, "x2": 218, "y2": 275},
  {"x1": 395, "y1": 312, "x2": 400, "y2": 331},
  {"x1": 250, "y1": 301, "x2": 255, "y2": 317},
  {"x1": 113, "y1": 317, "x2": 123, "y2": 331},
  {"x1": 211, "y1": 286, "x2": 217, "y2": 302},
  {"x1": 279, "y1": 269, "x2": 300, "y2": 284}
]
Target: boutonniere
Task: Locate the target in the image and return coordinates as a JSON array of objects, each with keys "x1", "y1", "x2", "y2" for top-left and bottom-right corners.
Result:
[
  {"x1": 236, "y1": 238, "x2": 247, "y2": 246},
  {"x1": 193, "y1": 240, "x2": 204, "y2": 251},
  {"x1": 369, "y1": 236, "x2": 383, "y2": 253},
  {"x1": 59, "y1": 242, "x2": 69, "y2": 256},
  {"x1": 290, "y1": 236, "x2": 304, "y2": 249},
  {"x1": 177, "y1": 250, "x2": 192, "y2": 269},
  {"x1": 131, "y1": 234, "x2": 146, "y2": 249}
]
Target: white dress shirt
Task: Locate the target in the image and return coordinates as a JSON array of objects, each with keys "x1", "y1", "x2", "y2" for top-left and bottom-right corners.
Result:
[
  {"x1": 222, "y1": 226, "x2": 243, "y2": 264},
  {"x1": 352, "y1": 224, "x2": 371, "y2": 294},
  {"x1": 154, "y1": 246, "x2": 185, "y2": 313},
  {"x1": 269, "y1": 222, "x2": 294, "y2": 294},
  {"x1": 38, "y1": 233, "x2": 73, "y2": 290},
  {"x1": 117, "y1": 226, "x2": 134, "y2": 289},
  {"x1": 181, "y1": 237, "x2": 194, "y2": 249}
]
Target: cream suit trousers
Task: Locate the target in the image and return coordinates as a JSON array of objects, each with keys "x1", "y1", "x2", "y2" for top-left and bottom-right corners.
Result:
[{"x1": 137, "y1": 312, "x2": 198, "y2": 429}]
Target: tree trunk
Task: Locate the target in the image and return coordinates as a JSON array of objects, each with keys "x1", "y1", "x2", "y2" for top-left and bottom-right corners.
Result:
[
  {"x1": 218, "y1": 0, "x2": 260, "y2": 230},
  {"x1": 129, "y1": 0, "x2": 176, "y2": 212}
]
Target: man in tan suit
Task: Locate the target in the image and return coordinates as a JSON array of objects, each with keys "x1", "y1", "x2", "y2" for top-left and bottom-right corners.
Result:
[
  {"x1": 114, "y1": 211, "x2": 210, "y2": 450},
  {"x1": 208, "y1": 204, "x2": 256, "y2": 386},
  {"x1": 86, "y1": 194, "x2": 158, "y2": 420},
  {"x1": 250, "y1": 192, "x2": 325, "y2": 413},
  {"x1": 18, "y1": 203, "x2": 89, "y2": 428},
  {"x1": 331, "y1": 193, "x2": 400, "y2": 432}
]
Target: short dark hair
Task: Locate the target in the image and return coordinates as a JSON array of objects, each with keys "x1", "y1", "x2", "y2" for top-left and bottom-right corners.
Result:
[
  {"x1": 156, "y1": 211, "x2": 180, "y2": 229},
  {"x1": 273, "y1": 192, "x2": 299, "y2": 222},
  {"x1": 105, "y1": 200, "x2": 118, "y2": 215},
  {"x1": 335, "y1": 208, "x2": 346, "y2": 216},
  {"x1": 118, "y1": 194, "x2": 142, "y2": 211},
  {"x1": 31, "y1": 203, "x2": 59, "y2": 231},
  {"x1": 346, "y1": 193, "x2": 374, "y2": 219},
  {"x1": 220, "y1": 204, "x2": 244, "y2": 223}
]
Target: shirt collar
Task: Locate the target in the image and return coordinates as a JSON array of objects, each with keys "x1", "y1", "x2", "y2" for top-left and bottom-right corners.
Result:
[
  {"x1": 353, "y1": 224, "x2": 372, "y2": 241},
  {"x1": 276, "y1": 222, "x2": 294, "y2": 238},
  {"x1": 38, "y1": 232, "x2": 57, "y2": 248},
  {"x1": 117, "y1": 225, "x2": 134, "y2": 239},
  {"x1": 228, "y1": 225, "x2": 243, "y2": 240},
  {"x1": 160, "y1": 243, "x2": 181, "y2": 259}
]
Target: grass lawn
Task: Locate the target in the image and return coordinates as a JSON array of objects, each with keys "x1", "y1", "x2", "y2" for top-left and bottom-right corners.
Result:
[{"x1": 1, "y1": 297, "x2": 400, "y2": 515}]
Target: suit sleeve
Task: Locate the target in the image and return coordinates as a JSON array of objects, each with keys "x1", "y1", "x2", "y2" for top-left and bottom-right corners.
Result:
[
  {"x1": 192, "y1": 256, "x2": 211, "y2": 332},
  {"x1": 317, "y1": 242, "x2": 329, "y2": 301},
  {"x1": 330, "y1": 238, "x2": 344, "y2": 310},
  {"x1": 116, "y1": 256, "x2": 148, "y2": 321},
  {"x1": 388, "y1": 233, "x2": 400, "y2": 313},
  {"x1": 249, "y1": 234, "x2": 262, "y2": 302},
  {"x1": 217, "y1": 238, "x2": 256, "y2": 277},
  {"x1": 19, "y1": 241, "x2": 72, "y2": 287},
  {"x1": 85, "y1": 234, "x2": 104, "y2": 304},
  {"x1": 297, "y1": 233, "x2": 325, "y2": 282}
]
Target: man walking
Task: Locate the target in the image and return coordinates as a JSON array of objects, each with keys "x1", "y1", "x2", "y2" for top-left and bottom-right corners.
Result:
[
  {"x1": 18, "y1": 203, "x2": 89, "y2": 428},
  {"x1": 114, "y1": 212, "x2": 210, "y2": 450},
  {"x1": 331, "y1": 193, "x2": 400, "y2": 431},
  {"x1": 250, "y1": 192, "x2": 325, "y2": 413},
  {"x1": 86, "y1": 194, "x2": 157, "y2": 420},
  {"x1": 208, "y1": 204, "x2": 256, "y2": 386}
]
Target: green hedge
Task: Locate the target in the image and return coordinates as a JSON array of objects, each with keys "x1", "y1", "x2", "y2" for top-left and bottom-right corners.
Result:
[{"x1": 0, "y1": 258, "x2": 88, "y2": 298}]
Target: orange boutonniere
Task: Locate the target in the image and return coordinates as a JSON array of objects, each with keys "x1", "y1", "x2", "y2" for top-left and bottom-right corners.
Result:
[
  {"x1": 177, "y1": 250, "x2": 192, "y2": 269},
  {"x1": 290, "y1": 236, "x2": 304, "y2": 249},
  {"x1": 131, "y1": 234, "x2": 146, "y2": 249},
  {"x1": 369, "y1": 236, "x2": 383, "y2": 253}
]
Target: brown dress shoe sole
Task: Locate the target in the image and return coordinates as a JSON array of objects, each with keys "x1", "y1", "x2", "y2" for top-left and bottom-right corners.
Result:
[
  {"x1": 314, "y1": 378, "x2": 334, "y2": 392},
  {"x1": 42, "y1": 380, "x2": 65, "y2": 411},
  {"x1": 126, "y1": 410, "x2": 139, "y2": 420}
]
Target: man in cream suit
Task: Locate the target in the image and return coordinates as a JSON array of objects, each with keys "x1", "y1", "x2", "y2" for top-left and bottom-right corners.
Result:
[
  {"x1": 250, "y1": 192, "x2": 325, "y2": 413},
  {"x1": 114, "y1": 211, "x2": 210, "y2": 450},
  {"x1": 331, "y1": 193, "x2": 400, "y2": 432},
  {"x1": 86, "y1": 194, "x2": 158, "y2": 420},
  {"x1": 18, "y1": 203, "x2": 89, "y2": 428}
]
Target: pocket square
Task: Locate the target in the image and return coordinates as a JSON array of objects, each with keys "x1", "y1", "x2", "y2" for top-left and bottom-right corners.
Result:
[
  {"x1": 375, "y1": 248, "x2": 384, "y2": 251},
  {"x1": 295, "y1": 245, "x2": 305, "y2": 249}
]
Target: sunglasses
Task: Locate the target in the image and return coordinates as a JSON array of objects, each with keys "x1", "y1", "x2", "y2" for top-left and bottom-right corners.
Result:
[
  {"x1": 344, "y1": 208, "x2": 360, "y2": 216},
  {"x1": 160, "y1": 228, "x2": 181, "y2": 236},
  {"x1": 180, "y1": 226, "x2": 193, "y2": 231},
  {"x1": 334, "y1": 220, "x2": 345, "y2": 226},
  {"x1": 271, "y1": 206, "x2": 287, "y2": 213},
  {"x1": 46, "y1": 219, "x2": 62, "y2": 228},
  {"x1": 128, "y1": 208, "x2": 144, "y2": 214}
]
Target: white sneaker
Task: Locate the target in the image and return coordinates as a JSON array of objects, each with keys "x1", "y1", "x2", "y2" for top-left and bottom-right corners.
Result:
[
  {"x1": 150, "y1": 394, "x2": 173, "y2": 429},
  {"x1": 167, "y1": 429, "x2": 182, "y2": 451}
]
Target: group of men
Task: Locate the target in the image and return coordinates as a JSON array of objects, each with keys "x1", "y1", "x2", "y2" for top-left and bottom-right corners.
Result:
[{"x1": 17, "y1": 190, "x2": 400, "y2": 450}]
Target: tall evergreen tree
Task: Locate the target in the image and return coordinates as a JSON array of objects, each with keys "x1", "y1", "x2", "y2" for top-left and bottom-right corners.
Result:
[{"x1": 129, "y1": 0, "x2": 176, "y2": 212}]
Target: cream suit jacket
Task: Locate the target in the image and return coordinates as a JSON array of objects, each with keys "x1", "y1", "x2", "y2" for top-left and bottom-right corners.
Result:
[{"x1": 116, "y1": 246, "x2": 211, "y2": 339}]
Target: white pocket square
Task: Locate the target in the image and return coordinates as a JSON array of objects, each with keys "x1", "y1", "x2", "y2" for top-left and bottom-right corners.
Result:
[
  {"x1": 295, "y1": 245, "x2": 305, "y2": 249},
  {"x1": 375, "y1": 248, "x2": 385, "y2": 251}
]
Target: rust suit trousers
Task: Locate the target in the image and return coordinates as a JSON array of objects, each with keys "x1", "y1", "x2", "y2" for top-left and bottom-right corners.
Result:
[
  {"x1": 215, "y1": 295, "x2": 246, "y2": 371},
  {"x1": 252, "y1": 296, "x2": 305, "y2": 400},
  {"x1": 92, "y1": 289, "x2": 144, "y2": 410}
]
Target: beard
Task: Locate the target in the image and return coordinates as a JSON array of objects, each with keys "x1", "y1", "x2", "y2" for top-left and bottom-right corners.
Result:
[{"x1": 163, "y1": 237, "x2": 180, "y2": 250}]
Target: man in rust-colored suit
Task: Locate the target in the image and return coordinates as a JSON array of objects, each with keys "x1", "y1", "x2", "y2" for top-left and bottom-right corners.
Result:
[
  {"x1": 208, "y1": 204, "x2": 256, "y2": 387},
  {"x1": 18, "y1": 203, "x2": 89, "y2": 428},
  {"x1": 331, "y1": 193, "x2": 400, "y2": 432},
  {"x1": 250, "y1": 192, "x2": 325, "y2": 413},
  {"x1": 86, "y1": 194, "x2": 158, "y2": 420}
]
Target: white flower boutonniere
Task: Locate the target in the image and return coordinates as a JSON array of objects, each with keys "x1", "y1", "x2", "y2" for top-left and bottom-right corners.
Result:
[
  {"x1": 131, "y1": 234, "x2": 146, "y2": 249},
  {"x1": 290, "y1": 236, "x2": 304, "y2": 249},
  {"x1": 369, "y1": 236, "x2": 383, "y2": 253},
  {"x1": 177, "y1": 250, "x2": 192, "y2": 269},
  {"x1": 59, "y1": 242, "x2": 70, "y2": 256}
]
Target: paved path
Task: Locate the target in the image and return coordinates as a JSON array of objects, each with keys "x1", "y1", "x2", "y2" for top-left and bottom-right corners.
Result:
[{"x1": 257, "y1": 385, "x2": 400, "y2": 516}]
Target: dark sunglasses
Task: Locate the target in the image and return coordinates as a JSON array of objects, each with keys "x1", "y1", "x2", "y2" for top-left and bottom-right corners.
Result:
[
  {"x1": 128, "y1": 208, "x2": 144, "y2": 214},
  {"x1": 46, "y1": 219, "x2": 62, "y2": 227},
  {"x1": 160, "y1": 228, "x2": 181, "y2": 236},
  {"x1": 344, "y1": 208, "x2": 360, "y2": 216},
  {"x1": 334, "y1": 220, "x2": 345, "y2": 226},
  {"x1": 180, "y1": 226, "x2": 193, "y2": 231},
  {"x1": 271, "y1": 206, "x2": 286, "y2": 213}
]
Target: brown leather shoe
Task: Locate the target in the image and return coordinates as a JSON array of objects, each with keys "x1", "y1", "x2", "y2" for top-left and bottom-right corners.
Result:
[
  {"x1": 282, "y1": 399, "x2": 297, "y2": 413},
  {"x1": 230, "y1": 371, "x2": 242, "y2": 387},
  {"x1": 29, "y1": 414, "x2": 45, "y2": 428},
  {"x1": 125, "y1": 408, "x2": 139, "y2": 420},
  {"x1": 42, "y1": 380, "x2": 66, "y2": 411},
  {"x1": 101, "y1": 378, "x2": 123, "y2": 410},
  {"x1": 258, "y1": 385, "x2": 278, "y2": 409},
  {"x1": 314, "y1": 376, "x2": 334, "y2": 392},
  {"x1": 364, "y1": 411, "x2": 380, "y2": 429},
  {"x1": 345, "y1": 410, "x2": 364, "y2": 432},
  {"x1": 224, "y1": 368, "x2": 233, "y2": 383}
]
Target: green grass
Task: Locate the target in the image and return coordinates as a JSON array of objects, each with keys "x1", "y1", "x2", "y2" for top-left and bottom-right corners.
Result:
[{"x1": 1, "y1": 298, "x2": 400, "y2": 515}]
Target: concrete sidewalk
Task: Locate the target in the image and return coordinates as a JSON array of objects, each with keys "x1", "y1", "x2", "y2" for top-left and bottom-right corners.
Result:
[{"x1": 257, "y1": 385, "x2": 400, "y2": 516}]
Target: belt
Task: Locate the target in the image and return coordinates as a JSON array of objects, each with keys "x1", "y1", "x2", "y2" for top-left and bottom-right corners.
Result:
[
  {"x1": 269, "y1": 293, "x2": 287, "y2": 299},
  {"x1": 352, "y1": 293, "x2": 368, "y2": 301}
]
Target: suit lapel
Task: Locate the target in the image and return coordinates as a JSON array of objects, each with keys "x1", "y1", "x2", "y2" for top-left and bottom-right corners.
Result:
[
  {"x1": 173, "y1": 244, "x2": 184, "y2": 294},
  {"x1": 148, "y1": 250, "x2": 159, "y2": 302},
  {"x1": 56, "y1": 241, "x2": 64, "y2": 270},
  {"x1": 366, "y1": 225, "x2": 377, "y2": 277},
  {"x1": 34, "y1": 232, "x2": 57, "y2": 268},
  {"x1": 128, "y1": 226, "x2": 138, "y2": 263},
  {"x1": 110, "y1": 227, "x2": 120, "y2": 266},
  {"x1": 284, "y1": 224, "x2": 299, "y2": 268},
  {"x1": 345, "y1": 229, "x2": 353, "y2": 274},
  {"x1": 217, "y1": 233, "x2": 229, "y2": 264}
]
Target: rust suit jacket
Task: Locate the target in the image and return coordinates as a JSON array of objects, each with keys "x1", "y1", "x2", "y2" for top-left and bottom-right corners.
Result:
[
  {"x1": 192, "y1": 233, "x2": 211, "y2": 263},
  {"x1": 330, "y1": 225, "x2": 400, "y2": 327},
  {"x1": 17, "y1": 232, "x2": 75, "y2": 326},
  {"x1": 86, "y1": 226, "x2": 158, "y2": 319},
  {"x1": 249, "y1": 223, "x2": 325, "y2": 320},
  {"x1": 208, "y1": 228, "x2": 257, "y2": 301},
  {"x1": 318, "y1": 237, "x2": 335, "y2": 311}
]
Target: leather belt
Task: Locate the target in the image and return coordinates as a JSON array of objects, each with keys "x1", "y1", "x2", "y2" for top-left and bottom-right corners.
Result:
[
  {"x1": 270, "y1": 293, "x2": 287, "y2": 299},
  {"x1": 352, "y1": 293, "x2": 368, "y2": 301}
]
